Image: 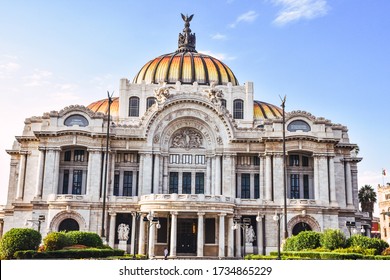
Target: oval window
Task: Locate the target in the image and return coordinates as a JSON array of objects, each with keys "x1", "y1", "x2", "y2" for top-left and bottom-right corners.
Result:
[
  {"x1": 287, "y1": 120, "x2": 311, "y2": 132},
  {"x1": 64, "y1": 114, "x2": 89, "y2": 127}
]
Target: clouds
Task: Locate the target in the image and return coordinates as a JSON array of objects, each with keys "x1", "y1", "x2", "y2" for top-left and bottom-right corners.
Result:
[
  {"x1": 229, "y1": 10, "x2": 259, "y2": 28},
  {"x1": 272, "y1": 0, "x2": 329, "y2": 26}
]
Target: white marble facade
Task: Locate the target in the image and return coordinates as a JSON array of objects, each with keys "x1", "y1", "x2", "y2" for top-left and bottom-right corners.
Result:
[{"x1": 0, "y1": 16, "x2": 366, "y2": 258}]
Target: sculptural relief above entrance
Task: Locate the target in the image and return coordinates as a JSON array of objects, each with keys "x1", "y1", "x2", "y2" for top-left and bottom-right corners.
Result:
[{"x1": 171, "y1": 128, "x2": 203, "y2": 150}]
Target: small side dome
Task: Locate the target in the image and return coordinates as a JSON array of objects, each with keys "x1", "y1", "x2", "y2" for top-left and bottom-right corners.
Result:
[
  {"x1": 87, "y1": 97, "x2": 119, "y2": 118},
  {"x1": 254, "y1": 100, "x2": 282, "y2": 120}
]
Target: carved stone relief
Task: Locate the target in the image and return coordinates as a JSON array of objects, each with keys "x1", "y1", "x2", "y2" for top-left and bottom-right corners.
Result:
[{"x1": 170, "y1": 128, "x2": 203, "y2": 150}]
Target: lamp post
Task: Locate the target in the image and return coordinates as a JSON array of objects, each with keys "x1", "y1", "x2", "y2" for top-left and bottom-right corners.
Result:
[
  {"x1": 273, "y1": 212, "x2": 283, "y2": 260},
  {"x1": 144, "y1": 212, "x2": 161, "y2": 259},
  {"x1": 280, "y1": 95, "x2": 288, "y2": 240},
  {"x1": 345, "y1": 221, "x2": 356, "y2": 237},
  {"x1": 360, "y1": 226, "x2": 366, "y2": 236},
  {"x1": 101, "y1": 91, "x2": 114, "y2": 240},
  {"x1": 26, "y1": 215, "x2": 45, "y2": 233},
  {"x1": 232, "y1": 217, "x2": 251, "y2": 259}
]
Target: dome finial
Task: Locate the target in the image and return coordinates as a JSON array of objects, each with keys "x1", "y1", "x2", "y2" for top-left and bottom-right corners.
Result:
[{"x1": 177, "y1": 13, "x2": 197, "y2": 53}]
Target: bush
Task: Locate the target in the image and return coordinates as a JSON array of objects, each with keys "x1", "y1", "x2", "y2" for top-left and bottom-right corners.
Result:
[
  {"x1": 294, "y1": 231, "x2": 322, "y2": 251},
  {"x1": 14, "y1": 248, "x2": 125, "y2": 259},
  {"x1": 283, "y1": 235, "x2": 298, "y2": 251},
  {"x1": 65, "y1": 231, "x2": 103, "y2": 248},
  {"x1": 347, "y1": 235, "x2": 389, "y2": 255},
  {"x1": 320, "y1": 229, "x2": 346, "y2": 250},
  {"x1": 333, "y1": 246, "x2": 375, "y2": 256},
  {"x1": 43, "y1": 231, "x2": 71, "y2": 251},
  {"x1": 0, "y1": 228, "x2": 41, "y2": 259}
]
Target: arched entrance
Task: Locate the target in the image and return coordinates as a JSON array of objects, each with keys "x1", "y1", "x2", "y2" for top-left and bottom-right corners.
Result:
[
  {"x1": 292, "y1": 222, "x2": 312, "y2": 235},
  {"x1": 58, "y1": 218, "x2": 80, "y2": 232}
]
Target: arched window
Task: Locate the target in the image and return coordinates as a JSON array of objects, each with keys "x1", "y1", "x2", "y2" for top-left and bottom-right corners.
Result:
[
  {"x1": 146, "y1": 97, "x2": 156, "y2": 110},
  {"x1": 58, "y1": 218, "x2": 80, "y2": 232},
  {"x1": 221, "y1": 99, "x2": 227, "y2": 108},
  {"x1": 129, "y1": 96, "x2": 140, "y2": 117},
  {"x1": 233, "y1": 99, "x2": 244, "y2": 119}
]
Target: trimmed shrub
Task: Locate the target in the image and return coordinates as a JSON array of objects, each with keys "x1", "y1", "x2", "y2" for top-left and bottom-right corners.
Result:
[
  {"x1": 283, "y1": 235, "x2": 298, "y2": 251},
  {"x1": 0, "y1": 228, "x2": 41, "y2": 259},
  {"x1": 65, "y1": 231, "x2": 103, "y2": 248},
  {"x1": 382, "y1": 247, "x2": 390, "y2": 256},
  {"x1": 347, "y1": 235, "x2": 389, "y2": 255},
  {"x1": 294, "y1": 231, "x2": 322, "y2": 251},
  {"x1": 43, "y1": 231, "x2": 71, "y2": 251},
  {"x1": 320, "y1": 229, "x2": 346, "y2": 250},
  {"x1": 14, "y1": 248, "x2": 125, "y2": 259},
  {"x1": 333, "y1": 246, "x2": 376, "y2": 256}
]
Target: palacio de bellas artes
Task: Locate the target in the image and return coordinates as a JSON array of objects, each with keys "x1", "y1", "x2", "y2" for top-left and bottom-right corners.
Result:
[{"x1": 0, "y1": 14, "x2": 369, "y2": 259}]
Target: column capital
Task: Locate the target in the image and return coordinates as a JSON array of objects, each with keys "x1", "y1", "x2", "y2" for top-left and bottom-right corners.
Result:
[{"x1": 197, "y1": 212, "x2": 206, "y2": 217}]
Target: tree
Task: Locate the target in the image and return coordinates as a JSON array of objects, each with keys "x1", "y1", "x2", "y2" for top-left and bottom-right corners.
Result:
[{"x1": 358, "y1": 185, "x2": 377, "y2": 218}]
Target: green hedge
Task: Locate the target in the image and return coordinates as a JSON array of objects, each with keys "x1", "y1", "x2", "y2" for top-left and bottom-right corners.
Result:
[
  {"x1": 65, "y1": 231, "x2": 103, "y2": 248},
  {"x1": 0, "y1": 228, "x2": 41, "y2": 259},
  {"x1": 14, "y1": 248, "x2": 125, "y2": 259}
]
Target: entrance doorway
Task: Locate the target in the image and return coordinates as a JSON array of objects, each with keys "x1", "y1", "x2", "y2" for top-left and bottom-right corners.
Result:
[
  {"x1": 292, "y1": 222, "x2": 312, "y2": 235},
  {"x1": 177, "y1": 219, "x2": 197, "y2": 254},
  {"x1": 58, "y1": 218, "x2": 79, "y2": 232}
]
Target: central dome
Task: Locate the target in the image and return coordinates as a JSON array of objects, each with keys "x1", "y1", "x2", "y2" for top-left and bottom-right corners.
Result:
[{"x1": 133, "y1": 14, "x2": 239, "y2": 86}]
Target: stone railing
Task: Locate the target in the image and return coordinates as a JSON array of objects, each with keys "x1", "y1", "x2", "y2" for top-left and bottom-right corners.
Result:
[
  {"x1": 48, "y1": 194, "x2": 86, "y2": 202},
  {"x1": 140, "y1": 193, "x2": 235, "y2": 204},
  {"x1": 289, "y1": 199, "x2": 317, "y2": 205}
]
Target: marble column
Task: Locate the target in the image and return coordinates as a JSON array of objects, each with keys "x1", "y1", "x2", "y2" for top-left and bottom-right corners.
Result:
[
  {"x1": 87, "y1": 149, "x2": 102, "y2": 199},
  {"x1": 345, "y1": 161, "x2": 353, "y2": 206},
  {"x1": 227, "y1": 215, "x2": 234, "y2": 257},
  {"x1": 235, "y1": 222, "x2": 241, "y2": 258},
  {"x1": 34, "y1": 148, "x2": 45, "y2": 198},
  {"x1": 153, "y1": 154, "x2": 160, "y2": 194},
  {"x1": 265, "y1": 154, "x2": 272, "y2": 201},
  {"x1": 318, "y1": 155, "x2": 329, "y2": 204},
  {"x1": 329, "y1": 156, "x2": 337, "y2": 205},
  {"x1": 138, "y1": 214, "x2": 146, "y2": 255},
  {"x1": 16, "y1": 152, "x2": 27, "y2": 200},
  {"x1": 162, "y1": 155, "x2": 169, "y2": 194},
  {"x1": 197, "y1": 212, "x2": 205, "y2": 257},
  {"x1": 148, "y1": 220, "x2": 156, "y2": 257},
  {"x1": 259, "y1": 154, "x2": 265, "y2": 199},
  {"x1": 108, "y1": 212, "x2": 116, "y2": 249},
  {"x1": 314, "y1": 156, "x2": 320, "y2": 201},
  {"x1": 170, "y1": 212, "x2": 178, "y2": 257},
  {"x1": 130, "y1": 213, "x2": 137, "y2": 255},
  {"x1": 256, "y1": 215, "x2": 264, "y2": 255},
  {"x1": 218, "y1": 213, "x2": 226, "y2": 258},
  {"x1": 215, "y1": 155, "x2": 221, "y2": 195},
  {"x1": 206, "y1": 156, "x2": 212, "y2": 195}
]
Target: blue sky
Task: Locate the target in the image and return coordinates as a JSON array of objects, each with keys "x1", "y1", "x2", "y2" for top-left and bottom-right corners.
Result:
[{"x1": 0, "y1": 0, "x2": 389, "y2": 214}]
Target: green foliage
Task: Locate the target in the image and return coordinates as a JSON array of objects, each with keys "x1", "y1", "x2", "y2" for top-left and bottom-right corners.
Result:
[
  {"x1": 320, "y1": 229, "x2": 347, "y2": 250},
  {"x1": 347, "y1": 235, "x2": 389, "y2": 255},
  {"x1": 358, "y1": 185, "x2": 377, "y2": 213},
  {"x1": 65, "y1": 231, "x2": 103, "y2": 248},
  {"x1": 283, "y1": 235, "x2": 298, "y2": 251},
  {"x1": 13, "y1": 248, "x2": 125, "y2": 259},
  {"x1": 0, "y1": 228, "x2": 41, "y2": 259},
  {"x1": 333, "y1": 246, "x2": 376, "y2": 256},
  {"x1": 43, "y1": 231, "x2": 71, "y2": 251},
  {"x1": 294, "y1": 231, "x2": 322, "y2": 250}
]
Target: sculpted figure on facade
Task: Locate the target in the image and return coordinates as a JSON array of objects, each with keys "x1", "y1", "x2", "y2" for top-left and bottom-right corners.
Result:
[
  {"x1": 117, "y1": 223, "x2": 130, "y2": 241},
  {"x1": 246, "y1": 225, "x2": 256, "y2": 243},
  {"x1": 155, "y1": 83, "x2": 175, "y2": 104},
  {"x1": 171, "y1": 128, "x2": 203, "y2": 149}
]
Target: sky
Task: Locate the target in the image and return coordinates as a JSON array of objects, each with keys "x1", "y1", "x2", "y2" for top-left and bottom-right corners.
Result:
[{"x1": 0, "y1": 0, "x2": 389, "y2": 216}]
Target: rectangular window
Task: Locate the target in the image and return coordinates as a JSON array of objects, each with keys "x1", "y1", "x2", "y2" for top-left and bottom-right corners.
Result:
[
  {"x1": 195, "y1": 172, "x2": 204, "y2": 194},
  {"x1": 303, "y1": 175, "x2": 309, "y2": 199},
  {"x1": 62, "y1": 169, "x2": 69, "y2": 194},
  {"x1": 205, "y1": 218, "x2": 216, "y2": 244},
  {"x1": 253, "y1": 156, "x2": 260, "y2": 166},
  {"x1": 169, "y1": 154, "x2": 180, "y2": 164},
  {"x1": 241, "y1": 173, "x2": 250, "y2": 199},
  {"x1": 289, "y1": 155, "x2": 299, "y2": 166},
  {"x1": 182, "y1": 172, "x2": 192, "y2": 194},
  {"x1": 169, "y1": 172, "x2": 179, "y2": 194},
  {"x1": 74, "y1": 150, "x2": 85, "y2": 162},
  {"x1": 123, "y1": 171, "x2": 133, "y2": 196},
  {"x1": 113, "y1": 171, "x2": 120, "y2": 196},
  {"x1": 64, "y1": 151, "x2": 71, "y2": 161},
  {"x1": 233, "y1": 99, "x2": 244, "y2": 119},
  {"x1": 182, "y1": 154, "x2": 192, "y2": 164},
  {"x1": 72, "y1": 170, "x2": 83, "y2": 195},
  {"x1": 157, "y1": 217, "x2": 168, "y2": 243},
  {"x1": 129, "y1": 97, "x2": 139, "y2": 117},
  {"x1": 302, "y1": 156, "x2": 309, "y2": 167},
  {"x1": 195, "y1": 155, "x2": 205, "y2": 165},
  {"x1": 290, "y1": 174, "x2": 300, "y2": 199},
  {"x1": 254, "y1": 174, "x2": 260, "y2": 199}
]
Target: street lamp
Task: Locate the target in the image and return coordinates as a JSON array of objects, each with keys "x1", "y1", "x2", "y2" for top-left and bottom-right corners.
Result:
[
  {"x1": 360, "y1": 226, "x2": 366, "y2": 236},
  {"x1": 232, "y1": 217, "x2": 251, "y2": 258},
  {"x1": 101, "y1": 91, "x2": 114, "y2": 241},
  {"x1": 26, "y1": 215, "x2": 45, "y2": 233},
  {"x1": 345, "y1": 221, "x2": 356, "y2": 237},
  {"x1": 132, "y1": 212, "x2": 141, "y2": 260},
  {"x1": 273, "y1": 212, "x2": 283, "y2": 260},
  {"x1": 143, "y1": 212, "x2": 161, "y2": 259},
  {"x1": 280, "y1": 95, "x2": 288, "y2": 240}
]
